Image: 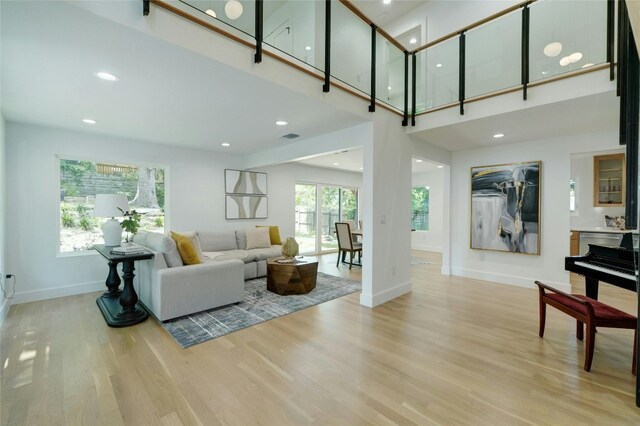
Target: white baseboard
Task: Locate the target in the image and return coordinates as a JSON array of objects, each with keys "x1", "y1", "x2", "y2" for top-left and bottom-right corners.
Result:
[
  {"x1": 440, "y1": 264, "x2": 451, "y2": 276},
  {"x1": 12, "y1": 280, "x2": 104, "y2": 304},
  {"x1": 450, "y1": 267, "x2": 571, "y2": 293},
  {"x1": 360, "y1": 281, "x2": 412, "y2": 307},
  {"x1": 411, "y1": 244, "x2": 442, "y2": 253},
  {"x1": 0, "y1": 297, "x2": 10, "y2": 327}
]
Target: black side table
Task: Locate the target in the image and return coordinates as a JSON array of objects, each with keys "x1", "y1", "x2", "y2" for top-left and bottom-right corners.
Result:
[{"x1": 93, "y1": 244, "x2": 153, "y2": 327}]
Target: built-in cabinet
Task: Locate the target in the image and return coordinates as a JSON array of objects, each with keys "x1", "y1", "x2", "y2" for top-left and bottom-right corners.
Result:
[
  {"x1": 570, "y1": 231, "x2": 579, "y2": 256},
  {"x1": 593, "y1": 153, "x2": 625, "y2": 207}
]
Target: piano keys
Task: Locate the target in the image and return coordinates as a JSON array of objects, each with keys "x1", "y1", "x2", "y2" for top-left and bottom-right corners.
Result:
[{"x1": 565, "y1": 241, "x2": 638, "y2": 299}]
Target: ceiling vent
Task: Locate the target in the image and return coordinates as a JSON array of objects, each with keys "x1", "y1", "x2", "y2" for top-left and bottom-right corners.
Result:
[{"x1": 281, "y1": 133, "x2": 300, "y2": 139}]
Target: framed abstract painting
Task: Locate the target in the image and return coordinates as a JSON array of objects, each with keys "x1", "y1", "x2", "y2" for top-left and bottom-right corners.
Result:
[{"x1": 470, "y1": 161, "x2": 541, "y2": 255}]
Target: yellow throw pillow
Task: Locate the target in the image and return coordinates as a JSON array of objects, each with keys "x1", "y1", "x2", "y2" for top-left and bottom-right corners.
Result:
[
  {"x1": 256, "y1": 225, "x2": 282, "y2": 245},
  {"x1": 170, "y1": 232, "x2": 202, "y2": 265}
]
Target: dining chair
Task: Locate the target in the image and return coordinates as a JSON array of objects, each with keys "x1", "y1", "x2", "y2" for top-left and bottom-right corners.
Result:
[{"x1": 335, "y1": 222, "x2": 362, "y2": 270}]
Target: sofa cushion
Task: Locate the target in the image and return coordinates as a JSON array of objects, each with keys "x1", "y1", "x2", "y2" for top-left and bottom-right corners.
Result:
[
  {"x1": 251, "y1": 246, "x2": 283, "y2": 261},
  {"x1": 198, "y1": 230, "x2": 238, "y2": 252},
  {"x1": 135, "y1": 231, "x2": 183, "y2": 268},
  {"x1": 256, "y1": 225, "x2": 282, "y2": 245},
  {"x1": 215, "y1": 250, "x2": 257, "y2": 263},
  {"x1": 236, "y1": 229, "x2": 247, "y2": 250},
  {"x1": 246, "y1": 227, "x2": 271, "y2": 249},
  {"x1": 171, "y1": 232, "x2": 202, "y2": 265},
  {"x1": 172, "y1": 231, "x2": 204, "y2": 260}
]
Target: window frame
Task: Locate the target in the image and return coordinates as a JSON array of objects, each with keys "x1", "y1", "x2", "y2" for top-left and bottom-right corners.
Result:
[{"x1": 56, "y1": 154, "x2": 170, "y2": 257}]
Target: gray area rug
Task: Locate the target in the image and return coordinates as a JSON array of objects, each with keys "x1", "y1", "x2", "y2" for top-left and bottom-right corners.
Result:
[
  {"x1": 161, "y1": 272, "x2": 361, "y2": 348},
  {"x1": 411, "y1": 257, "x2": 431, "y2": 265}
]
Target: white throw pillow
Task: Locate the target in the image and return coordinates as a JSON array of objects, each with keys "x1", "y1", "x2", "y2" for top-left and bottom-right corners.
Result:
[{"x1": 245, "y1": 227, "x2": 271, "y2": 250}]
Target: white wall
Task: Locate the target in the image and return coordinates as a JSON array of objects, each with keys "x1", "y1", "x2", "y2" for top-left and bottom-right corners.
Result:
[
  {"x1": 412, "y1": 168, "x2": 444, "y2": 252},
  {"x1": 570, "y1": 149, "x2": 626, "y2": 229},
  {"x1": 5, "y1": 123, "x2": 361, "y2": 304},
  {"x1": 0, "y1": 115, "x2": 8, "y2": 323},
  {"x1": 386, "y1": 0, "x2": 519, "y2": 42},
  {"x1": 450, "y1": 128, "x2": 621, "y2": 293}
]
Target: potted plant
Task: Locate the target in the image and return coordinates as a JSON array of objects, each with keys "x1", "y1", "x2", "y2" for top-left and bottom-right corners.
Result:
[{"x1": 117, "y1": 208, "x2": 141, "y2": 244}]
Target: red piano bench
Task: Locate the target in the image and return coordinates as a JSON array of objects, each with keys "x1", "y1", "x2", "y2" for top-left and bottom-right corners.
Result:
[{"x1": 535, "y1": 281, "x2": 637, "y2": 374}]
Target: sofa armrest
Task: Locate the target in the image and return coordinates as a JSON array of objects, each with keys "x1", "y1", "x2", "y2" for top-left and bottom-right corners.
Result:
[{"x1": 150, "y1": 259, "x2": 244, "y2": 321}]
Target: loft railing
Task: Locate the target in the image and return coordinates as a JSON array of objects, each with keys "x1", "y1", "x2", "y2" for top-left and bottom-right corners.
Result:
[{"x1": 145, "y1": 0, "x2": 616, "y2": 126}]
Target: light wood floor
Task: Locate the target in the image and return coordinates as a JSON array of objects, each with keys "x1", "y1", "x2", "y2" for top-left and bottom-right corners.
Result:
[{"x1": 2, "y1": 251, "x2": 639, "y2": 425}]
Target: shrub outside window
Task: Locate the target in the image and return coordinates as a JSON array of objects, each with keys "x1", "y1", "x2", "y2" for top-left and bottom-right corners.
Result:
[
  {"x1": 59, "y1": 158, "x2": 166, "y2": 253},
  {"x1": 411, "y1": 186, "x2": 429, "y2": 231}
]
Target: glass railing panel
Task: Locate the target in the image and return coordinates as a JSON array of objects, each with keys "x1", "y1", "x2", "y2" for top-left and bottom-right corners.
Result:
[
  {"x1": 415, "y1": 37, "x2": 459, "y2": 113},
  {"x1": 465, "y1": 10, "x2": 521, "y2": 99},
  {"x1": 331, "y1": 0, "x2": 371, "y2": 96},
  {"x1": 375, "y1": 33, "x2": 404, "y2": 111},
  {"x1": 529, "y1": 0, "x2": 607, "y2": 82},
  {"x1": 182, "y1": 0, "x2": 256, "y2": 37},
  {"x1": 262, "y1": 0, "x2": 325, "y2": 72}
]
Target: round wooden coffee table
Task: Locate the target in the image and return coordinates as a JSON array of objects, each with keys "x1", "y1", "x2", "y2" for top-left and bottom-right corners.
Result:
[{"x1": 266, "y1": 258, "x2": 319, "y2": 295}]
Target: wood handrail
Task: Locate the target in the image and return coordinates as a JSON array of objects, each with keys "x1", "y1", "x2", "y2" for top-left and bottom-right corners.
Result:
[{"x1": 412, "y1": 0, "x2": 538, "y2": 54}]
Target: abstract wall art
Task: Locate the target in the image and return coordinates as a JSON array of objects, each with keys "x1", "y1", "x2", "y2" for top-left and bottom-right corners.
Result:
[
  {"x1": 225, "y1": 195, "x2": 268, "y2": 220},
  {"x1": 470, "y1": 161, "x2": 541, "y2": 255},
  {"x1": 225, "y1": 169, "x2": 267, "y2": 219},
  {"x1": 225, "y1": 169, "x2": 267, "y2": 195}
]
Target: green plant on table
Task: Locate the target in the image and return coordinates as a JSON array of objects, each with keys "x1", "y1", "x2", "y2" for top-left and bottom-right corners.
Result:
[{"x1": 118, "y1": 208, "x2": 141, "y2": 242}]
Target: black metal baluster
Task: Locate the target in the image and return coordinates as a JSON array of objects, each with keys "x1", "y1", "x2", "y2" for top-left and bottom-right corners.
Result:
[
  {"x1": 403, "y1": 51, "x2": 409, "y2": 126},
  {"x1": 522, "y1": 3, "x2": 530, "y2": 100},
  {"x1": 323, "y1": 0, "x2": 331, "y2": 93},
  {"x1": 411, "y1": 53, "x2": 416, "y2": 126},
  {"x1": 143, "y1": 0, "x2": 149, "y2": 16},
  {"x1": 608, "y1": 0, "x2": 615, "y2": 80},
  {"x1": 254, "y1": 0, "x2": 264, "y2": 63},
  {"x1": 459, "y1": 31, "x2": 466, "y2": 115},
  {"x1": 369, "y1": 24, "x2": 376, "y2": 112}
]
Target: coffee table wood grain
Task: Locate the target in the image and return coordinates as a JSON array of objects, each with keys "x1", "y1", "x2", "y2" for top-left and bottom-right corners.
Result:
[{"x1": 266, "y1": 258, "x2": 319, "y2": 295}]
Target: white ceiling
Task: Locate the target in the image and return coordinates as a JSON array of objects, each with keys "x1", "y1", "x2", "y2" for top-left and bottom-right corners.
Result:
[
  {"x1": 0, "y1": 2, "x2": 367, "y2": 155},
  {"x1": 296, "y1": 147, "x2": 444, "y2": 174},
  {"x1": 411, "y1": 91, "x2": 620, "y2": 151},
  {"x1": 352, "y1": 0, "x2": 427, "y2": 27}
]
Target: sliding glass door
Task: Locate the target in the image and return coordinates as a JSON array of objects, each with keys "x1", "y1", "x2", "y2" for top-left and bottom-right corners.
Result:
[
  {"x1": 295, "y1": 183, "x2": 359, "y2": 254},
  {"x1": 294, "y1": 184, "x2": 317, "y2": 255}
]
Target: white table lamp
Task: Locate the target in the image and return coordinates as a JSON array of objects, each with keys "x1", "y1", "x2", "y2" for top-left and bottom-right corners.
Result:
[{"x1": 94, "y1": 194, "x2": 129, "y2": 246}]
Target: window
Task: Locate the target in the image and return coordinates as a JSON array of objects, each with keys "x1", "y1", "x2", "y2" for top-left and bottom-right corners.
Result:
[
  {"x1": 569, "y1": 179, "x2": 576, "y2": 212},
  {"x1": 295, "y1": 183, "x2": 359, "y2": 254},
  {"x1": 411, "y1": 186, "x2": 429, "y2": 231},
  {"x1": 59, "y1": 158, "x2": 166, "y2": 253}
]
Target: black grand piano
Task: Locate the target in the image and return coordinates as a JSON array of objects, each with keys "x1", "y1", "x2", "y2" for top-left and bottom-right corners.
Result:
[{"x1": 565, "y1": 233, "x2": 638, "y2": 300}]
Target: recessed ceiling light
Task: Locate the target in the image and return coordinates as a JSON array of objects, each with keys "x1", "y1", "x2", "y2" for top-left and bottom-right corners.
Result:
[
  {"x1": 383, "y1": 0, "x2": 391, "y2": 4},
  {"x1": 543, "y1": 42, "x2": 562, "y2": 57},
  {"x1": 409, "y1": 38, "x2": 417, "y2": 44},
  {"x1": 305, "y1": 46, "x2": 311, "y2": 51},
  {"x1": 436, "y1": 63, "x2": 442, "y2": 68},
  {"x1": 95, "y1": 72, "x2": 119, "y2": 81},
  {"x1": 388, "y1": 86, "x2": 392, "y2": 90},
  {"x1": 333, "y1": 162, "x2": 340, "y2": 166},
  {"x1": 437, "y1": 165, "x2": 444, "y2": 168},
  {"x1": 82, "y1": 118, "x2": 96, "y2": 125},
  {"x1": 416, "y1": 159, "x2": 423, "y2": 163},
  {"x1": 582, "y1": 63, "x2": 594, "y2": 68},
  {"x1": 221, "y1": 142, "x2": 230, "y2": 147},
  {"x1": 559, "y1": 56, "x2": 571, "y2": 67},
  {"x1": 276, "y1": 120, "x2": 288, "y2": 126},
  {"x1": 359, "y1": 167, "x2": 364, "y2": 170},
  {"x1": 541, "y1": 71, "x2": 548, "y2": 75},
  {"x1": 493, "y1": 133, "x2": 505, "y2": 138},
  {"x1": 205, "y1": 8, "x2": 217, "y2": 17},
  {"x1": 569, "y1": 52, "x2": 583, "y2": 63}
]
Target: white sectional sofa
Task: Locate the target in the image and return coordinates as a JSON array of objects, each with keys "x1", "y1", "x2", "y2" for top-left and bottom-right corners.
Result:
[{"x1": 132, "y1": 229, "x2": 282, "y2": 321}]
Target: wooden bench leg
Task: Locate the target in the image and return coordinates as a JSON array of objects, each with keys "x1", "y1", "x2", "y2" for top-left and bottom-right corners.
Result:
[
  {"x1": 576, "y1": 321, "x2": 583, "y2": 341},
  {"x1": 538, "y1": 296, "x2": 546, "y2": 338},
  {"x1": 633, "y1": 328, "x2": 637, "y2": 376},
  {"x1": 584, "y1": 321, "x2": 596, "y2": 372}
]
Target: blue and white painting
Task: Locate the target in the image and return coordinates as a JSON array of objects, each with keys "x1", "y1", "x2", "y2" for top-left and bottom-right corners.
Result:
[{"x1": 470, "y1": 161, "x2": 541, "y2": 254}]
